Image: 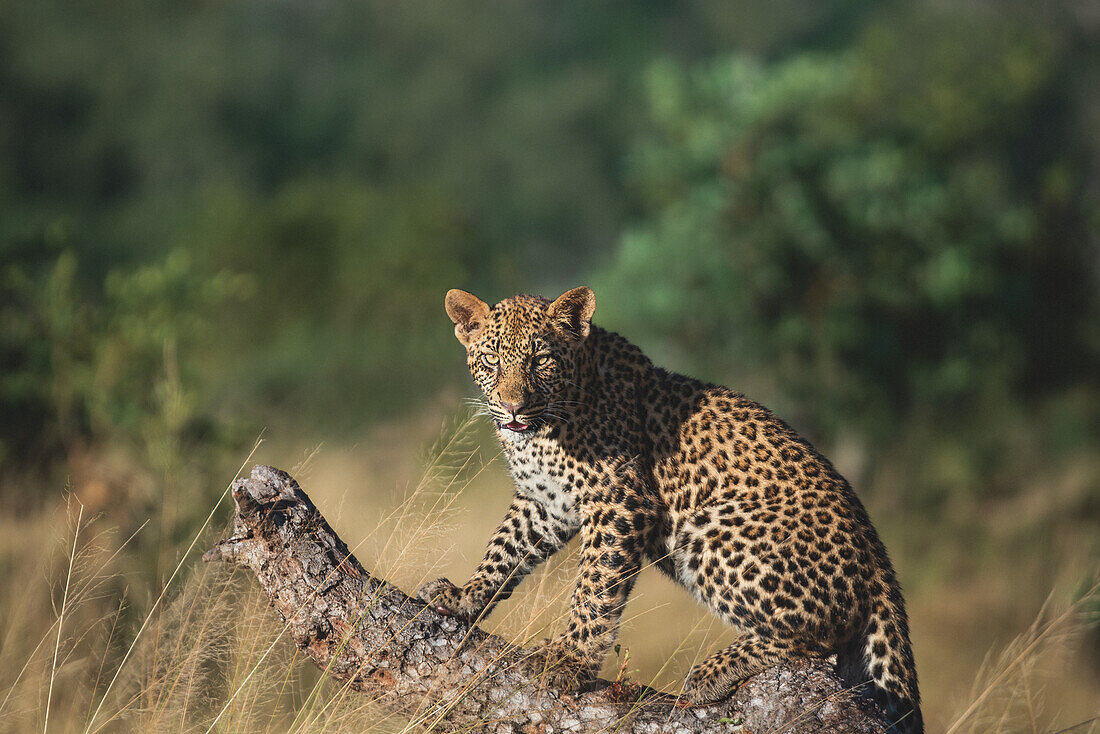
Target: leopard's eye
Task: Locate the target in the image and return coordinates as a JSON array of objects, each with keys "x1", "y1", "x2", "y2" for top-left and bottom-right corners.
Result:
[
  {"x1": 533, "y1": 354, "x2": 551, "y2": 368},
  {"x1": 480, "y1": 353, "x2": 499, "y2": 369}
]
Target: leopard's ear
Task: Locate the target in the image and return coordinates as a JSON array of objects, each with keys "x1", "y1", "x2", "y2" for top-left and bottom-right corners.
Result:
[
  {"x1": 547, "y1": 286, "x2": 596, "y2": 342},
  {"x1": 445, "y1": 289, "x2": 491, "y2": 346}
]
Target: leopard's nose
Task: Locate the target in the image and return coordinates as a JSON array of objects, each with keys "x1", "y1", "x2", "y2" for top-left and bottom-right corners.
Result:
[{"x1": 500, "y1": 400, "x2": 525, "y2": 415}]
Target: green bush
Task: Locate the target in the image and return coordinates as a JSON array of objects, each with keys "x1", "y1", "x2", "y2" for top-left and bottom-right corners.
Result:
[
  {"x1": 598, "y1": 14, "x2": 1097, "y2": 443},
  {"x1": 0, "y1": 247, "x2": 249, "y2": 479}
]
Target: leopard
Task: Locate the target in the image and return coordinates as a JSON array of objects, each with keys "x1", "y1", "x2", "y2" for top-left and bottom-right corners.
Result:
[{"x1": 416, "y1": 286, "x2": 923, "y2": 733}]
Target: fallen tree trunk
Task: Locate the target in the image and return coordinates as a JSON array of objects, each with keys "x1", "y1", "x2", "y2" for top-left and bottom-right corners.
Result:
[{"x1": 204, "y1": 464, "x2": 891, "y2": 733}]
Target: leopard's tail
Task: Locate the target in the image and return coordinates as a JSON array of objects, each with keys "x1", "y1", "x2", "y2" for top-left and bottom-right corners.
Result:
[{"x1": 837, "y1": 588, "x2": 923, "y2": 734}]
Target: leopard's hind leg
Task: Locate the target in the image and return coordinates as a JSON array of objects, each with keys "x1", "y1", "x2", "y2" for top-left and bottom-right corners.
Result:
[{"x1": 680, "y1": 632, "x2": 805, "y2": 704}]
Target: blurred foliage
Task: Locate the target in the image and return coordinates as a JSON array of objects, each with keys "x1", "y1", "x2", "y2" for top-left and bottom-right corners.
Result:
[
  {"x1": 599, "y1": 9, "x2": 1100, "y2": 449},
  {"x1": 189, "y1": 177, "x2": 476, "y2": 426},
  {"x1": 0, "y1": 0, "x2": 883, "y2": 438},
  {"x1": 0, "y1": 246, "x2": 249, "y2": 476},
  {"x1": 0, "y1": 0, "x2": 1096, "y2": 528}
]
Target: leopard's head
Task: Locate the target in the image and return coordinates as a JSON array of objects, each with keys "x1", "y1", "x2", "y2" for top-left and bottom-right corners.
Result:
[{"x1": 445, "y1": 287, "x2": 595, "y2": 436}]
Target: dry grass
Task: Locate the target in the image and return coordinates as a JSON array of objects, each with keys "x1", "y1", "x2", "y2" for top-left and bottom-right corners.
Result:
[
  {"x1": 945, "y1": 582, "x2": 1100, "y2": 734},
  {"x1": 0, "y1": 460, "x2": 398, "y2": 733},
  {"x1": 1, "y1": 408, "x2": 1098, "y2": 733}
]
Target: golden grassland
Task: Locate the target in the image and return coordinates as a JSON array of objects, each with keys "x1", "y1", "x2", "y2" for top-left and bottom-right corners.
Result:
[{"x1": 1, "y1": 409, "x2": 1098, "y2": 733}]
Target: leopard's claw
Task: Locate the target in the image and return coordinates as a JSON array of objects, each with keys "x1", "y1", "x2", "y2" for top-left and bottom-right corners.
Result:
[
  {"x1": 416, "y1": 578, "x2": 462, "y2": 616},
  {"x1": 522, "y1": 638, "x2": 599, "y2": 693},
  {"x1": 680, "y1": 662, "x2": 744, "y2": 706}
]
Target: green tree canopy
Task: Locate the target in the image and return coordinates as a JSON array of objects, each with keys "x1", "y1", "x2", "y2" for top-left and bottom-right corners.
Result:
[{"x1": 598, "y1": 12, "x2": 1098, "y2": 438}]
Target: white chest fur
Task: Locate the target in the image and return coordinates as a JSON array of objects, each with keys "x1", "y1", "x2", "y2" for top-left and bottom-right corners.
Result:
[{"x1": 500, "y1": 434, "x2": 579, "y2": 520}]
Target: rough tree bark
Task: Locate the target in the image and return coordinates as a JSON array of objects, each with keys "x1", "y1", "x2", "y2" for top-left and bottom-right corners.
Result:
[{"x1": 204, "y1": 464, "x2": 890, "y2": 733}]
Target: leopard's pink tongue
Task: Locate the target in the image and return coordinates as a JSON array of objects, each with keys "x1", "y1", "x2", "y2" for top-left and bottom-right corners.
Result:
[{"x1": 504, "y1": 420, "x2": 529, "y2": 431}]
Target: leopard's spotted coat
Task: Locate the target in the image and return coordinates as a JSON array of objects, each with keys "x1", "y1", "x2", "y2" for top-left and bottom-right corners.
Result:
[{"x1": 417, "y1": 287, "x2": 922, "y2": 733}]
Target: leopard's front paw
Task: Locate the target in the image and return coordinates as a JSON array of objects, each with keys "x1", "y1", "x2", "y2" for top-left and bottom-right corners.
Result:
[
  {"x1": 522, "y1": 638, "x2": 600, "y2": 693},
  {"x1": 415, "y1": 578, "x2": 484, "y2": 620},
  {"x1": 679, "y1": 660, "x2": 741, "y2": 707}
]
